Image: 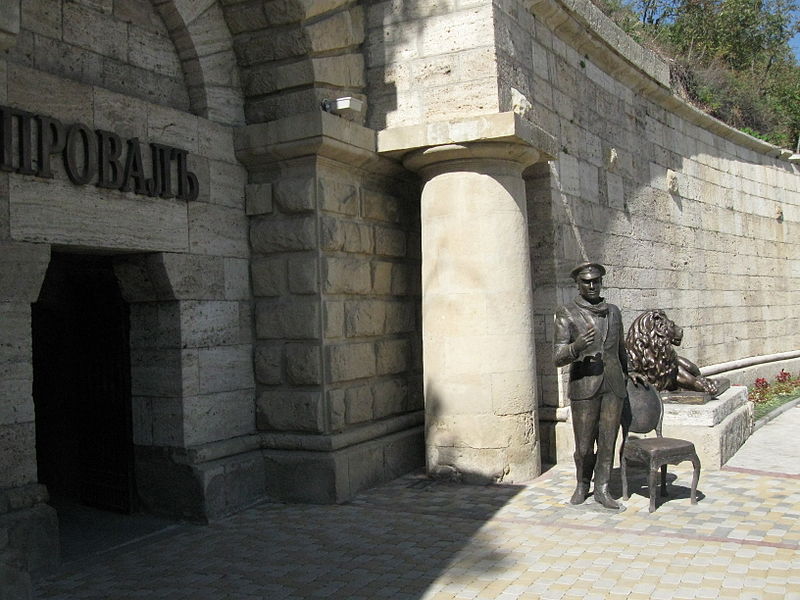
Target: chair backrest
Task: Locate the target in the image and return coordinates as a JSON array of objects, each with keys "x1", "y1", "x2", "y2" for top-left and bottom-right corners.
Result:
[{"x1": 621, "y1": 375, "x2": 664, "y2": 437}]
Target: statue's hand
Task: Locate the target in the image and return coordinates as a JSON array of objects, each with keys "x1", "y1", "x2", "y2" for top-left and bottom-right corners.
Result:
[
  {"x1": 573, "y1": 325, "x2": 595, "y2": 353},
  {"x1": 628, "y1": 371, "x2": 649, "y2": 388}
]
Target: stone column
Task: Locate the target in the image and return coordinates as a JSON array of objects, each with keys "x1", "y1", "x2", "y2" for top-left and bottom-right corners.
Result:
[
  {"x1": 404, "y1": 142, "x2": 542, "y2": 484},
  {"x1": 0, "y1": 241, "x2": 59, "y2": 591}
]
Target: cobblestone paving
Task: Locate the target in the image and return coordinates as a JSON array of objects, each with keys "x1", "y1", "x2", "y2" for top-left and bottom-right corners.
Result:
[{"x1": 34, "y1": 412, "x2": 800, "y2": 600}]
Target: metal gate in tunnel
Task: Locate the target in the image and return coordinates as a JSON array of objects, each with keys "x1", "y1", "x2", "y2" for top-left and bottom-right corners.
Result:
[{"x1": 32, "y1": 252, "x2": 135, "y2": 513}]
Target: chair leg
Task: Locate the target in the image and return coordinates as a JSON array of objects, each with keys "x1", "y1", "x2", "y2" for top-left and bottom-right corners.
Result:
[
  {"x1": 648, "y1": 466, "x2": 659, "y2": 513},
  {"x1": 690, "y1": 454, "x2": 701, "y2": 505},
  {"x1": 621, "y1": 455, "x2": 629, "y2": 500},
  {"x1": 660, "y1": 464, "x2": 668, "y2": 497}
]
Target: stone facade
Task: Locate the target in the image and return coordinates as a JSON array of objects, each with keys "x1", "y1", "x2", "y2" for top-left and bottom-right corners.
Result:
[{"x1": 0, "y1": 0, "x2": 798, "y2": 591}]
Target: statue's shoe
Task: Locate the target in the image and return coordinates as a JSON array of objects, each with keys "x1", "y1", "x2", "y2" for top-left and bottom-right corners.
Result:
[
  {"x1": 594, "y1": 486, "x2": 621, "y2": 510},
  {"x1": 569, "y1": 484, "x2": 589, "y2": 505}
]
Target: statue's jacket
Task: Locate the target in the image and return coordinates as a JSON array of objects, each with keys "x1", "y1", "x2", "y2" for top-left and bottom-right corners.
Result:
[{"x1": 554, "y1": 297, "x2": 628, "y2": 400}]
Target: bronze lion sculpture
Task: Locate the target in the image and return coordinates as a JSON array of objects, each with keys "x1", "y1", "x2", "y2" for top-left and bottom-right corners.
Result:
[{"x1": 625, "y1": 309, "x2": 719, "y2": 395}]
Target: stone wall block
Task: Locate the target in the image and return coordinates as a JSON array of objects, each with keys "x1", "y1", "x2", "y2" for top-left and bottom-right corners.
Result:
[
  {"x1": 7, "y1": 64, "x2": 93, "y2": 124},
  {"x1": 345, "y1": 384, "x2": 374, "y2": 424},
  {"x1": 326, "y1": 342, "x2": 376, "y2": 382},
  {"x1": 198, "y1": 119, "x2": 237, "y2": 163},
  {"x1": 376, "y1": 339, "x2": 410, "y2": 375},
  {"x1": 128, "y1": 25, "x2": 183, "y2": 78},
  {"x1": 209, "y1": 161, "x2": 247, "y2": 209},
  {"x1": 372, "y1": 378, "x2": 406, "y2": 419},
  {"x1": 286, "y1": 343, "x2": 322, "y2": 385},
  {"x1": 391, "y1": 263, "x2": 420, "y2": 296},
  {"x1": 188, "y1": 202, "x2": 249, "y2": 258},
  {"x1": 33, "y1": 36, "x2": 104, "y2": 88},
  {"x1": 371, "y1": 261, "x2": 393, "y2": 295},
  {"x1": 321, "y1": 217, "x2": 373, "y2": 254},
  {"x1": 147, "y1": 106, "x2": 199, "y2": 151},
  {"x1": 0, "y1": 423, "x2": 36, "y2": 488},
  {"x1": 180, "y1": 301, "x2": 243, "y2": 348},
  {"x1": 187, "y1": 154, "x2": 211, "y2": 203},
  {"x1": 243, "y1": 60, "x2": 314, "y2": 96},
  {"x1": 375, "y1": 226, "x2": 407, "y2": 257},
  {"x1": 287, "y1": 254, "x2": 319, "y2": 295},
  {"x1": 223, "y1": 1, "x2": 272, "y2": 34},
  {"x1": 344, "y1": 300, "x2": 386, "y2": 337},
  {"x1": 362, "y1": 189, "x2": 403, "y2": 223},
  {"x1": 275, "y1": 177, "x2": 316, "y2": 213},
  {"x1": 246, "y1": 183, "x2": 274, "y2": 216},
  {"x1": 21, "y1": 1, "x2": 59, "y2": 38},
  {"x1": 92, "y1": 87, "x2": 149, "y2": 140},
  {"x1": 306, "y1": 7, "x2": 365, "y2": 53},
  {"x1": 129, "y1": 348, "x2": 195, "y2": 397},
  {"x1": 0, "y1": 243, "x2": 50, "y2": 303},
  {"x1": 0, "y1": 380, "x2": 33, "y2": 426},
  {"x1": 184, "y1": 3, "x2": 233, "y2": 58},
  {"x1": 198, "y1": 345, "x2": 255, "y2": 394},
  {"x1": 385, "y1": 302, "x2": 416, "y2": 334},
  {"x1": 251, "y1": 256, "x2": 287, "y2": 297},
  {"x1": 224, "y1": 258, "x2": 251, "y2": 300},
  {"x1": 102, "y1": 59, "x2": 190, "y2": 110},
  {"x1": 328, "y1": 388, "x2": 346, "y2": 431},
  {"x1": 183, "y1": 389, "x2": 255, "y2": 446},
  {"x1": 129, "y1": 302, "x2": 182, "y2": 349},
  {"x1": 254, "y1": 342, "x2": 283, "y2": 385},
  {"x1": 324, "y1": 300, "x2": 344, "y2": 339},
  {"x1": 63, "y1": 1, "x2": 127, "y2": 62},
  {"x1": 0, "y1": 173, "x2": 8, "y2": 240},
  {"x1": 9, "y1": 175, "x2": 190, "y2": 253},
  {"x1": 312, "y1": 53, "x2": 365, "y2": 88},
  {"x1": 323, "y1": 257, "x2": 371, "y2": 295},
  {"x1": 235, "y1": 27, "x2": 310, "y2": 65},
  {"x1": 257, "y1": 390, "x2": 324, "y2": 432},
  {"x1": 256, "y1": 298, "x2": 320, "y2": 339},
  {"x1": 160, "y1": 253, "x2": 225, "y2": 299},
  {"x1": 318, "y1": 178, "x2": 358, "y2": 216},
  {"x1": 250, "y1": 216, "x2": 317, "y2": 253}
]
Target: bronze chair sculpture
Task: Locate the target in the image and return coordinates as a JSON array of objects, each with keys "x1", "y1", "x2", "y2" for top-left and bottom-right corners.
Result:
[{"x1": 620, "y1": 377, "x2": 701, "y2": 512}]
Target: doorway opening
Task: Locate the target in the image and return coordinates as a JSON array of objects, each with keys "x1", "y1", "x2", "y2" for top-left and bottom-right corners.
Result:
[{"x1": 32, "y1": 252, "x2": 135, "y2": 514}]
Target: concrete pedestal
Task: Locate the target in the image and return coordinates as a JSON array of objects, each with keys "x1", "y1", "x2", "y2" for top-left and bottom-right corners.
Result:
[{"x1": 661, "y1": 385, "x2": 752, "y2": 469}]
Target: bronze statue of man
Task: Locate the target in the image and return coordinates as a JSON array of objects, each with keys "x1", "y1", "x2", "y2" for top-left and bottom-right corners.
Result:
[{"x1": 553, "y1": 262, "x2": 629, "y2": 509}]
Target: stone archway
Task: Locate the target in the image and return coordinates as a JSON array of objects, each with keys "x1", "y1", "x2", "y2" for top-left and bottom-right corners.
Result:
[{"x1": 152, "y1": 0, "x2": 246, "y2": 125}]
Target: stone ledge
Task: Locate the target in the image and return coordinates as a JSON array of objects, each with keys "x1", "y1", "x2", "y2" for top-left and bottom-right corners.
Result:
[
  {"x1": 377, "y1": 112, "x2": 557, "y2": 161},
  {"x1": 176, "y1": 411, "x2": 425, "y2": 464},
  {"x1": 663, "y1": 386, "x2": 748, "y2": 427},
  {"x1": 525, "y1": 0, "x2": 795, "y2": 160},
  {"x1": 234, "y1": 110, "x2": 406, "y2": 176},
  {"x1": 262, "y1": 425, "x2": 424, "y2": 503}
]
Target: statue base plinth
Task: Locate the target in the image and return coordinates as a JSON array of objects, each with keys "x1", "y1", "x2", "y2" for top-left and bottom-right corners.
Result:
[
  {"x1": 661, "y1": 378, "x2": 731, "y2": 404},
  {"x1": 660, "y1": 385, "x2": 752, "y2": 469}
]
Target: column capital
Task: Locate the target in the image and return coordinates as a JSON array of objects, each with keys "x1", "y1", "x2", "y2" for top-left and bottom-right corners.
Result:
[
  {"x1": 402, "y1": 141, "x2": 542, "y2": 179},
  {"x1": 377, "y1": 112, "x2": 557, "y2": 172}
]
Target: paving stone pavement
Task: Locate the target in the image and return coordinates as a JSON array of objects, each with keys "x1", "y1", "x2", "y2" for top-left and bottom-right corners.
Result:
[{"x1": 34, "y1": 408, "x2": 800, "y2": 600}]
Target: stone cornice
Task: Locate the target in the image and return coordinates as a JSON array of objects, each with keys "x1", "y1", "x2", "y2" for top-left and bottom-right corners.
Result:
[
  {"x1": 377, "y1": 112, "x2": 558, "y2": 163},
  {"x1": 234, "y1": 110, "x2": 406, "y2": 176},
  {"x1": 525, "y1": 0, "x2": 797, "y2": 160}
]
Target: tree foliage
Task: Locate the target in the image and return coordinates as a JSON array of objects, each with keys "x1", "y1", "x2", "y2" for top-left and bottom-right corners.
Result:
[{"x1": 594, "y1": 0, "x2": 800, "y2": 147}]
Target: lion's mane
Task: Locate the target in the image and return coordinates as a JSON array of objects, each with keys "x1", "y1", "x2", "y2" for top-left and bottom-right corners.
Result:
[{"x1": 625, "y1": 309, "x2": 680, "y2": 391}]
